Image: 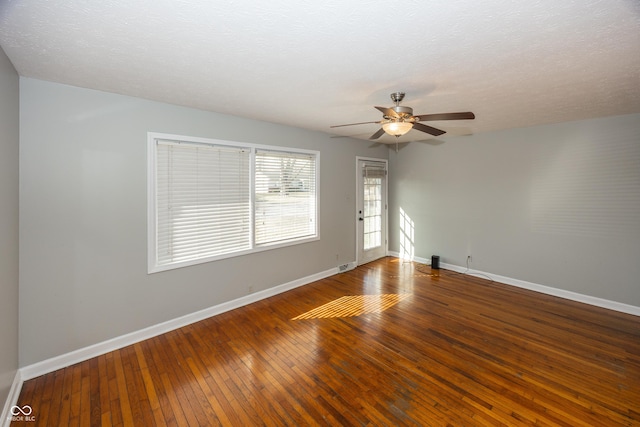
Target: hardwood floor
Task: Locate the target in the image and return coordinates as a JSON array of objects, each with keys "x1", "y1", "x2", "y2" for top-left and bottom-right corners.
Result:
[{"x1": 11, "y1": 257, "x2": 640, "y2": 426}]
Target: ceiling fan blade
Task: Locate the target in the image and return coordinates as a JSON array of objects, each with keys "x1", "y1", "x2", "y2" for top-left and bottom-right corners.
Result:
[
  {"x1": 330, "y1": 121, "x2": 381, "y2": 128},
  {"x1": 369, "y1": 128, "x2": 386, "y2": 140},
  {"x1": 415, "y1": 112, "x2": 475, "y2": 121},
  {"x1": 375, "y1": 106, "x2": 400, "y2": 118},
  {"x1": 413, "y1": 122, "x2": 446, "y2": 136}
]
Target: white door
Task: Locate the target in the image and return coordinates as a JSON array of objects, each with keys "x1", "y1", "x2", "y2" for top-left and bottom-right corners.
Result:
[{"x1": 356, "y1": 158, "x2": 388, "y2": 265}]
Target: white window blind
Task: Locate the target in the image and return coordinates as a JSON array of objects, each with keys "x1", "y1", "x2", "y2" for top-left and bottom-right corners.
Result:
[
  {"x1": 149, "y1": 134, "x2": 319, "y2": 273},
  {"x1": 255, "y1": 150, "x2": 317, "y2": 245},
  {"x1": 155, "y1": 140, "x2": 251, "y2": 266}
]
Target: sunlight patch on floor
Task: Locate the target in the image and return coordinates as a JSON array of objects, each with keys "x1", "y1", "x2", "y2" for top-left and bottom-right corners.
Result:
[{"x1": 292, "y1": 294, "x2": 411, "y2": 320}]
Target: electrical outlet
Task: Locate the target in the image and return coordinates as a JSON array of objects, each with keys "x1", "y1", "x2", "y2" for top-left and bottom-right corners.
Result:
[
  {"x1": 248, "y1": 285, "x2": 254, "y2": 293},
  {"x1": 467, "y1": 255, "x2": 472, "y2": 263}
]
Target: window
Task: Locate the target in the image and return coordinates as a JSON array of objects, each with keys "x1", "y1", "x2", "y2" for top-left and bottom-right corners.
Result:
[
  {"x1": 155, "y1": 141, "x2": 251, "y2": 266},
  {"x1": 255, "y1": 150, "x2": 317, "y2": 245},
  {"x1": 148, "y1": 133, "x2": 319, "y2": 273}
]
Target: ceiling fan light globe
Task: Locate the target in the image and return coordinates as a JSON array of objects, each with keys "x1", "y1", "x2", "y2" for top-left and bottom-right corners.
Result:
[{"x1": 382, "y1": 121, "x2": 413, "y2": 136}]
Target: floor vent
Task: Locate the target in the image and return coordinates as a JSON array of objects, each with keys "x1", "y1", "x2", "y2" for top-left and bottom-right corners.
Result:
[{"x1": 338, "y1": 263, "x2": 351, "y2": 272}]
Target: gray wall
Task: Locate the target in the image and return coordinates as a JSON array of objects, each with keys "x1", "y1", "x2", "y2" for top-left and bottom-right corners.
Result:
[
  {"x1": 17, "y1": 75, "x2": 640, "y2": 369},
  {"x1": 389, "y1": 114, "x2": 640, "y2": 306},
  {"x1": 0, "y1": 47, "x2": 19, "y2": 407},
  {"x1": 19, "y1": 78, "x2": 388, "y2": 366}
]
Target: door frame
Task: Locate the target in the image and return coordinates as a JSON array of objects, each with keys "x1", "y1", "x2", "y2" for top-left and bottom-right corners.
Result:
[{"x1": 355, "y1": 156, "x2": 389, "y2": 266}]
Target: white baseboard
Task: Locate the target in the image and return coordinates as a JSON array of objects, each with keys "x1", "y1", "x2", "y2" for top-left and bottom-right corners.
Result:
[
  {"x1": 19, "y1": 263, "x2": 349, "y2": 382},
  {"x1": 1, "y1": 370, "x2": 23, "y2": 427},
  {"x1": 387, "y1": 251, "x2": 640, "y2": 316}
]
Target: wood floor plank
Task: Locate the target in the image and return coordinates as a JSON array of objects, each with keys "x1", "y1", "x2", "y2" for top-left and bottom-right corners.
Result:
[
  {"x1": 112, "y1": 350, "x2": 134, "y2": 426},
  {"x1": 79, "y1": 370, "x2": 91, "y2": 427},
  {"x1": 97, "y1": 355, "x2": 112, "y2": 427},
  {"x1": 67, "y1": 363, "x2": 83, "y2": 427},
  {"x1": 133, "y1": 343, "x2": 165, "y2": 427},
  {"x1": 12, "y1": 257, "x2": 640, "y2": 426}
]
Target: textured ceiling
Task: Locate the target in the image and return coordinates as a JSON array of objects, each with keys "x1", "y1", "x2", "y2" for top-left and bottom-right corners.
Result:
[{"x1": 1, "y1": 0, "x2": 639, "y2": 143}]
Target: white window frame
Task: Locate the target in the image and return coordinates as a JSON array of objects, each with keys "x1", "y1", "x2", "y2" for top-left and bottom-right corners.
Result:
[{"x1": 147, "y1": 132, "x2": 320, "y2": 273}]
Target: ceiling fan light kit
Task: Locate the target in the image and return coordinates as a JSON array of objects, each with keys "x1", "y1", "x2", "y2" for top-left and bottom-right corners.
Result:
[
  {"x1": 382, "y1": 121, "x2": 413, "y2": 136},
  {"x1": 331, "y1": 91, "x2": 475, "y2": 142}
]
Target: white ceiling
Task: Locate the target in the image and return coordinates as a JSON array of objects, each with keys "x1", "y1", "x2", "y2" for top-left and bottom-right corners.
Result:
[{"x1": 1, "y1": 0, "x2": 639, "y2": 144}]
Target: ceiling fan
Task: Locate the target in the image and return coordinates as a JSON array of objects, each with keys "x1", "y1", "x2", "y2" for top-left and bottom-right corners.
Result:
[{"x1": 331, "y1": 92, "x2": 475, "y2": 141}]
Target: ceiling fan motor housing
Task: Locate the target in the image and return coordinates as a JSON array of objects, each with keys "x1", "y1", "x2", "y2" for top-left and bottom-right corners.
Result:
[
  {"x1": 389, "y1": 105, "x2": 413, "y2": 120},
  {"x1": 387, "y1": 92, "x2": 413, "y2": 120}
]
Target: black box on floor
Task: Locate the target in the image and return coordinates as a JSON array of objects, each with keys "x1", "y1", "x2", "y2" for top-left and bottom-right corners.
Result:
[{"x1": 431, "y1": 255, "x2": 440, "y2": 269}]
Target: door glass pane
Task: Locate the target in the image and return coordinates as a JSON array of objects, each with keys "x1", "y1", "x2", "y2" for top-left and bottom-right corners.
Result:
[{"x1": 363, "y1": 176, "x2": 382, "y2": 250}]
